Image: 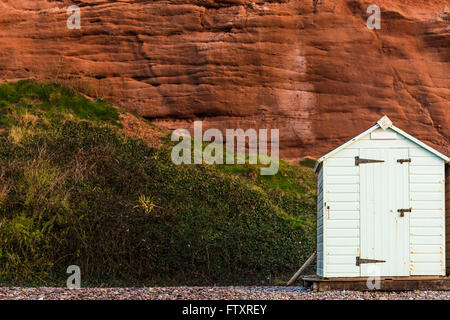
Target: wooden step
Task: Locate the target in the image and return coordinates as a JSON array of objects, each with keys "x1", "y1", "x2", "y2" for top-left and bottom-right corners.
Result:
[{"x1": 301, "y1": 275, "x2": 449, "y2": 292}]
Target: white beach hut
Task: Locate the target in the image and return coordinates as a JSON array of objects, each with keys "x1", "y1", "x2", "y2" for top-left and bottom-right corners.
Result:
[{"x1": 314, "y1": 116, "x2": 449, "y2": 278}]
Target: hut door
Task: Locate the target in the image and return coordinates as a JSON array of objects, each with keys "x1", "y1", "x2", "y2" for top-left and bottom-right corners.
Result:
[{"x1": 359, "y1": 148, "x2": 410, "y2": 277}]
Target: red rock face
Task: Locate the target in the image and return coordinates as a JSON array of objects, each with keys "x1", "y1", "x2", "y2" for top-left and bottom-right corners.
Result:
[{"x1": 1, "y1": 0, "x2": 449, "y2": 161}]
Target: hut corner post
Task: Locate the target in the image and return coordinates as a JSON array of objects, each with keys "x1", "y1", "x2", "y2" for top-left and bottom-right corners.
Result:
[{"x1": 446, "y1": 165, "x2": 450, "y2": 275}]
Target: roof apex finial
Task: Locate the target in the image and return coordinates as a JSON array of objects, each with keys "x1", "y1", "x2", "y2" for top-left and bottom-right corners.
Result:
[{"x1": 377, "y1": 115, "x2": 393, "y2": 130}]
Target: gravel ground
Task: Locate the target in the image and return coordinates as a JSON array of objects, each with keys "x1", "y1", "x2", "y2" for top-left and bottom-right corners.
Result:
[{"x1": 1, "y1": 286, "x2": 450, "y2": 300}]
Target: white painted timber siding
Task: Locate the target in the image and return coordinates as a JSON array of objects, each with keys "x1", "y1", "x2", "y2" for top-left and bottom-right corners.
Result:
[
  {"x1": 409, "y1": 147, "x2": 446, "y2": 276},
  {"x1": 320, "y1": 127, "x2": 446, "y2": 278},
  {"x1": 317, "y1": 167, "x2": 324, "y2": 276},
  {"x1": 322, "y1": 148, "x2": 361, "y2": 277}
]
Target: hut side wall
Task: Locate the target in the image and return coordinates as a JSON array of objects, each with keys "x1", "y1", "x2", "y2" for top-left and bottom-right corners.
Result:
[{"x1": 317, "y1": 167, "x2": 324, "y2": 277}]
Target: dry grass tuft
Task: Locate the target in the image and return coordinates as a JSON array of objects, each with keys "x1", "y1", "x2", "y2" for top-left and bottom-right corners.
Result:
[
  {"x1": 22, "y1": 149, "x2": 71, "y2": 210},
  {"x1": 8, "y1": 126, "x2": 25, "y2": 144},
  {"x1": 7, "y1": 111, "x2": 39, "y2": 144},
  {"x1": 19, "y1": 112, "x2": 39, "y2": 127}
]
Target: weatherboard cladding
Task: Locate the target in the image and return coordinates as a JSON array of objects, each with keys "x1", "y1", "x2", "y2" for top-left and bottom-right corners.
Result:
[
  {"x1": 316, "y1": 119, "x2": 447, "y2": 278},
  {"x1": 317, "y1": 167, "x2": 324, "y2": 277}
]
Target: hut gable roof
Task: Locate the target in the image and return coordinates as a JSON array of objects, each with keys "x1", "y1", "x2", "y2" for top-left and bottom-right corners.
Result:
[{"x1": 314, "y1": 115, "x2": 450, "y2": 172}]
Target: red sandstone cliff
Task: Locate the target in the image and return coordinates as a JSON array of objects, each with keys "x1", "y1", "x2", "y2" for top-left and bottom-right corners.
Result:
[{"x1": 0, "y1": 0, "x2": 449, "y2": 161}]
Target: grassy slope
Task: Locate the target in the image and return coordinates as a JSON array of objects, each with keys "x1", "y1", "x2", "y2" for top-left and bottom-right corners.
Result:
[{"x1": 0, "y1": 80, "x2": 316, "y2": 286}]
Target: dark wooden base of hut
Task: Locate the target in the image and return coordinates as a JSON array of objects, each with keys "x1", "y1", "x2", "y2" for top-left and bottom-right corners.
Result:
[{"x1": 301, "y1": 276, "x2": 450, "y2": 292}]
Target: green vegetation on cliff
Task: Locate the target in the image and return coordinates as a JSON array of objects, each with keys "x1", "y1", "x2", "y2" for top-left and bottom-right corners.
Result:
[{"x1": 0, "y1": 80, "x2": 316, "y2": 286}]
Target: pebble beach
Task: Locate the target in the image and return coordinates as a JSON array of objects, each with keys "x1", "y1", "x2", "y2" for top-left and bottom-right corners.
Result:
[{"x1": 1, "y1": 286, "x2": 450, "y2": 300}]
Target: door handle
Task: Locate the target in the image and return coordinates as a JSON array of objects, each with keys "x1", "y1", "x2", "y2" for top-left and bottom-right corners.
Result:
[{"x1": 397, "y1": 208, "x2": 412, "y2": 217}]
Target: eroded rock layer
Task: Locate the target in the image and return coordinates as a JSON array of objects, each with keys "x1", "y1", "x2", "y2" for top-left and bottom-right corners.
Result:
[{"x1": 1, "y1": 0, "x2": 449, "y2": 160}]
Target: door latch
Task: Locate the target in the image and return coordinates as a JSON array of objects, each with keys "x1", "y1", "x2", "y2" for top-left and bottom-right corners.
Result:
[
  {"x1": 325, "y1": 203, "x2": 330, "y2": 219},
  {"x1": 397, "y1": 158, "x2": 411, "y2": 164},
  {"x1": 356, "y1": 257, "x2": 386, "y2": 266},
  {"x1": 355, "y1": 156, "x2": 385, "y2": 166},
  {"x1": 397, "y1": 208, "x2": 412, "y2": 217}
]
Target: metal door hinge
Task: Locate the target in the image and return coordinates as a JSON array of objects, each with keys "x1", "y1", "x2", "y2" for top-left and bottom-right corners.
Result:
[
  {"x1": 356, "y1": 257, "x2": 386, "y2": 266},
  {"x1": 397, "y1": 158, "x2": 411, "y2": 164},
  {"x1": 355, "y1": 156, "x2": 385, "y2": 166},
  {"x1": 397, "y1": 208, "x2": 412, "y2": 217}
]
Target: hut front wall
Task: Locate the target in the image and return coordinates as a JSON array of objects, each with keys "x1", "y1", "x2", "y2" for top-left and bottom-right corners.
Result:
[{"x1": 321, "y1": 127, "x2": 446, "y2": 278}]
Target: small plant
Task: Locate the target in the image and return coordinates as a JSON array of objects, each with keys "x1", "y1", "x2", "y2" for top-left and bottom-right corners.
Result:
[{"x1": 137, "y1": 195, "x2": 156, "y2": 215}]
